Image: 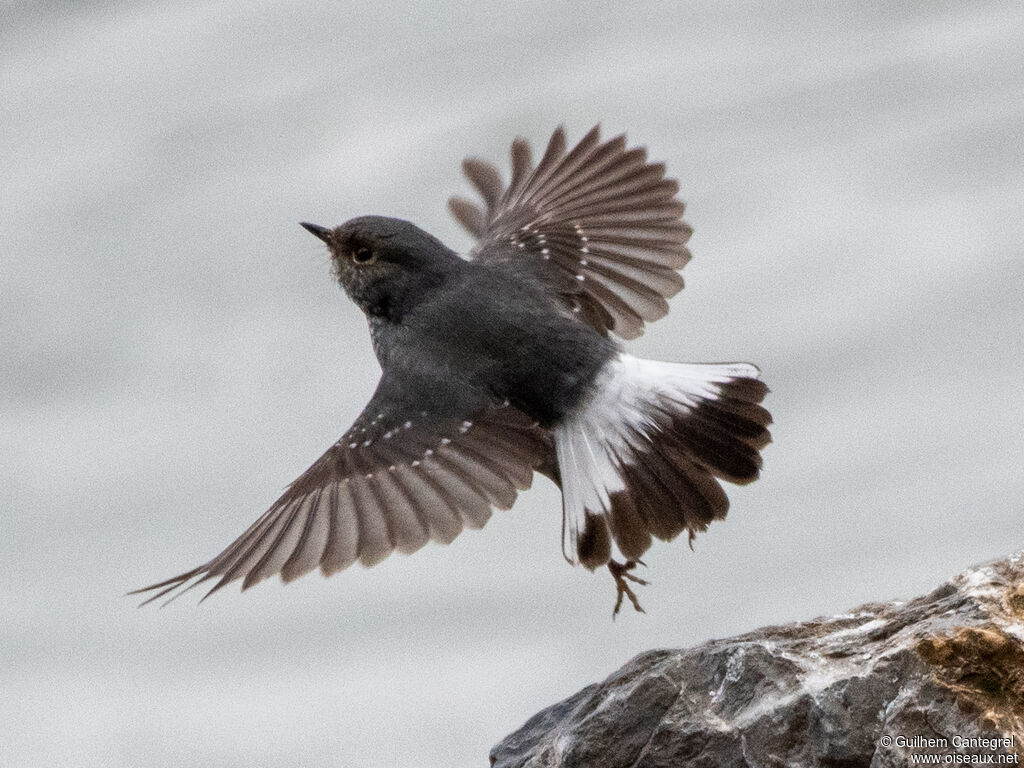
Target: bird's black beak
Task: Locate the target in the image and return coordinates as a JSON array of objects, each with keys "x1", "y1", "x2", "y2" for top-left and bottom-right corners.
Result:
[{"x1": 300, "y1": 222, "x2": 333, "y2": 243}]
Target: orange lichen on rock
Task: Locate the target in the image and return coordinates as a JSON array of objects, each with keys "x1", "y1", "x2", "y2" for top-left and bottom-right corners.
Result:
[
  {"x1": 917, "y1": 623, "x2": 1024, "y2": 740},
  {"x1": 1005, "y1": 582, "x2": 1024, "y2": 617}
]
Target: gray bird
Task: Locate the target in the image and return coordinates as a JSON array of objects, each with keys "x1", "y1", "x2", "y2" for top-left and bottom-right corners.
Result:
[{"x1": 133, "y1": 125, "x2": 772, "y2": 616}]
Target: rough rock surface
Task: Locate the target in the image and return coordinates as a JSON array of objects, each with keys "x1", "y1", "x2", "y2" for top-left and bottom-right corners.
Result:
[{"x1": 492, "y1": 553, "x2": 1024, "y2": 767}]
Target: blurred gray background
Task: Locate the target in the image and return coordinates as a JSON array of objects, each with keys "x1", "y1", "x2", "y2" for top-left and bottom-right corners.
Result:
[{"x1": 3, "y1": 1, "x2": 1022, "y2": 766}]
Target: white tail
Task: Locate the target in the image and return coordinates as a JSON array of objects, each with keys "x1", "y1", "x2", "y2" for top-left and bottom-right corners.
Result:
[{"x1": 554, "y1": 354, "x2": 771, "y2": 567}]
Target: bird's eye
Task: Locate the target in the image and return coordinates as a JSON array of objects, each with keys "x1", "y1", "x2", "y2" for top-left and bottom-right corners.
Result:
[{"x1": 351, "y1": 247, "x2": 376, "y2": 265}]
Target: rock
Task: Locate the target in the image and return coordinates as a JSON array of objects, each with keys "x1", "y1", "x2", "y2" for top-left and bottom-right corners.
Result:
[{"x1": 492, "y1": 553, "x2": 1024, "y2": 767}]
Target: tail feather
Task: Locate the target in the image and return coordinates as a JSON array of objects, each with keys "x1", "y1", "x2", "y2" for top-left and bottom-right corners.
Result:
[
  {"x1": 576, "y1": 511, "x2": 613, "y2": 568},
  {"x1": 604, "y1": 491, "x2": 652, "y2": 562},
  {"x1": 624, "y1": 444, "x2": 699, "y2": 541},
  {"x1": 668, "y1": 409, "x2": 763, "y2": 483},
  {"x1": 554, "y1": 354, "x2": 771, "y2": 568},
  {"x1": 690, "y1": 398, "x2": 772, "y2": 446}
]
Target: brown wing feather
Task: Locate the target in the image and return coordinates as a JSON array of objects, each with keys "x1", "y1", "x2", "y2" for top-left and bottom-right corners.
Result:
[
  {"x1": 449, "y1": 125, "x2": 693, "y2": 339},
  {"x1": 131, "y1": 399, "x2": 550, "y2": 605}
]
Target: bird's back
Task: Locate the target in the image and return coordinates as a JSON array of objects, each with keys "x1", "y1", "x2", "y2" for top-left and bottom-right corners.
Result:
[{"x1": 379, "y1": 257, "x2": 617, "y2": 427}]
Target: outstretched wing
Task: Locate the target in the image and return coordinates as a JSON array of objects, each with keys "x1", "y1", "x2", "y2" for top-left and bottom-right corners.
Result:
[
  {"x1": 132, "y1": 376, "x2": 550, "y2": 605},
  {"x1": 448, "y1": 125, "x2": 693, "y2": 340}
]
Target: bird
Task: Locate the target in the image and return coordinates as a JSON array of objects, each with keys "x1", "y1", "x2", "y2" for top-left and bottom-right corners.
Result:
[{"x1": 132, "y1": 125, "x2": 772, "y2": 616}]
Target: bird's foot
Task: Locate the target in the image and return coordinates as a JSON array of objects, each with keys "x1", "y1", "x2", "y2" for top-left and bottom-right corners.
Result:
[{"x1": 608, "y1": 558, "x2": 648, "y2": 619}]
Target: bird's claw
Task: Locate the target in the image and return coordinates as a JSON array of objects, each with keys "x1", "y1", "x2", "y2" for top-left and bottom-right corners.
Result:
[{"x1": 608, "y1": 558, "x2": 649, "y2": 618}]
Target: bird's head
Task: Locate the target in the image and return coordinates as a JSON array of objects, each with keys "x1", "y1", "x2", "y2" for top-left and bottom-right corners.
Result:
[{"x1": 301, "y1": 215, "x2": 460, "y2": 320}]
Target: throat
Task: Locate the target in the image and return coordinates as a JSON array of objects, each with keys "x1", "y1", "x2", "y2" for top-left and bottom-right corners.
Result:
[
  {"x1": 367, "y1": 314, "x2": 403, "y2": 367},
  {"x1": 366, "y1": 296, "x2": 395, "y2": 320}
]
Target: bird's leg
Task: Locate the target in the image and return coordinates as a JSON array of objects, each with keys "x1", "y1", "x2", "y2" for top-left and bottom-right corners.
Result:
[{"x1": 607, "y1": 558, "x2": 649, "y2": 618}]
